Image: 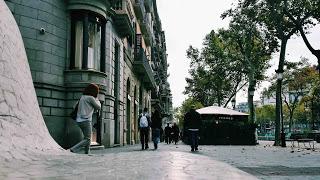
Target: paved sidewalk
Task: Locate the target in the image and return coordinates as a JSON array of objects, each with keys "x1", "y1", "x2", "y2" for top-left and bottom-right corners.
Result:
[
  {"x1": 1, "y1": 140, "x2": 319, "y2": 179},
  {"x1": 0, "y1": 146, "x2": 256, "y2": 180},
  {"x1": 94, "y1": 141, "x2": 320, "y2": 179},
  {"x1": 128, "y1": 141, "x2": 320, "y2": 180}
]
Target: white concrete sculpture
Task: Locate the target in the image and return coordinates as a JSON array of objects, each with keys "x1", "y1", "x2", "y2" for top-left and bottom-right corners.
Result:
[{"x1": 0, "y1": 1, "x2": 62, "y2": 160}]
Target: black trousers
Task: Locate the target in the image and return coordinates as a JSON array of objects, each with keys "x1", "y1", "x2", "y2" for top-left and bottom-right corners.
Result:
[
  {"x1": 140, "y1": 127, "x2": 149, "y2": 149},
  {"x1": 165, "y1": 135, "x2": 170, "y2": 144},
  {"x1": 189, "y1": 130, "x2": 199, "y2": 149}
]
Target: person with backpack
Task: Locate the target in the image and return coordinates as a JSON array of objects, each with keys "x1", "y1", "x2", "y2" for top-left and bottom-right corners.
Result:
[
  {"x1": 70, "y1": 83, "x2": 101, "y2": 154},
  {"x1": 138, "y1": 107, "x2": 151, "y2": 150}
]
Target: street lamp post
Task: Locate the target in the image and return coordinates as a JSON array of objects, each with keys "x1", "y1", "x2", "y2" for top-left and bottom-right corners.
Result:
[
  {"x1": 248, "y1": 88, "x2": 257, "y2": 144},
  {"x1": 311, "y1": 100, "x2": 315, "y2": 130},
  {"x1": 276, "y1": 70, "x2": 286, "y2": 147},
  {"x1": 249, "y1": 90, "x2": 255, "y2": 96},
  {"x1": 304, "y1": 101, "x2": 309, "y2": 128},
  {"x1": 231, "y1": 98, "x2": 236, "y2": 110}
]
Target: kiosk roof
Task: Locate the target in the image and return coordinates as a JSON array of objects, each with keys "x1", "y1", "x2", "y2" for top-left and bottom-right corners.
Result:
[{"x1": 196, "y1": 106, "x2": 249, "y2": 116}]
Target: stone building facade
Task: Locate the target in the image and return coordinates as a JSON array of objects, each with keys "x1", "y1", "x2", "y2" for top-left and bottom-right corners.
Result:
[{"x1": 4, "y1": 0, "x2": 172, "y2": 149}]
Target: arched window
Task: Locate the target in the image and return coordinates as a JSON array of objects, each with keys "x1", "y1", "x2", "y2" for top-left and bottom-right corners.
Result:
[{"x1": 70, "y1": 11, "x2": 106, "y2": 72}]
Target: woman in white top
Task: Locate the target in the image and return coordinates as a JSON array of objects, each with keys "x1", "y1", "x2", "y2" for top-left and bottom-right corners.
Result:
[{"x1": 70, "y1": 83, "x2": 101, "y2": 154}]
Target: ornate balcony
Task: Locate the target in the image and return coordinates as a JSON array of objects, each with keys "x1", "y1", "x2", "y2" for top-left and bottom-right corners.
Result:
[
  {"x1": 140, "y1": 15, "x2": 152, "y2": 46},
  {"x1": 144, "y1": 0, "x2": 152, "y2": 12},
  {"x1": 111, "y1": 0, "x2": 135, "y2": 38},
  {"x1": 67, "y1": 0, "x2": 110, "y2": 18},
  {"x1": 133, "y1": 48, "x2": 156, "y2": 90},
  {"x1": 64, "y1": 69, "x2": 108, "y2": 91},
  {"x1": 133, "y1": 0, "x2": 145, "y2": 20}
]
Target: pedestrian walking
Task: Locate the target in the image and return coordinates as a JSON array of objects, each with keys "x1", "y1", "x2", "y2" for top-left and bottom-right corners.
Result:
[
  {"x1": 184, "y1": 105, "x2": 202, "y2": 152},
  {"x1": 151, "y1": 109, "x2": 162, "y2": 150},
  {"x1": 70, "y1": 83, "x2": 101, "y2": 154},
  {"x1": 172, "y1": 122, "x2": 180, "y2": 145},
  {"x1": 138, "y1": 107, "x2": 151, "y2": 150},
  {"x1": 164, "y1": 123, "x2": 172, "y2": 144}
]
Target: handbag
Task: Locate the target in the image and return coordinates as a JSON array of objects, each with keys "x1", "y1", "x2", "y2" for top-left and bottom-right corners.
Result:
[{"x1": 70, "y1": 101, "x2": 79, "y2": 120}]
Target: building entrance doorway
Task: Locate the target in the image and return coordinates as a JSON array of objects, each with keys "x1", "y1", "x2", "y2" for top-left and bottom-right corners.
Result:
[
  {"x1": 126, "y1": 79, "x2": 131, "y2": 145},
  {"x1": 91, "y1": 112, "x2": 101, "y2": 146},
  {"x1": 91, "y1": 109, "x2": 102, "y2": 146}
]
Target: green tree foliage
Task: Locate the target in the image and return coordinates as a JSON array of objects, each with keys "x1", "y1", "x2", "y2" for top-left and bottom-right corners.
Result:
[
  {"x1": 185, "y1": 30, "x2": 247, "y2": 107},
  {"x1": 222, "y1": 3, "x2": 275, "y2": 123},
  {"x1": 239, "y1": 0, "x2": 317, "y2": 145},
  {"x1": 184, "y1": 23, "x2": 273, "y2": 108},
  {"x1": 283, "y1": 0, "x2": 320, "y2": 71},
  {"x1": 300, "y1": 74, "x2": 320, "y2": 129},
  {"x1": 256, "y1": 105, "x2": 276, "y2": 125},
  {"x1": 262, "y1": 61, "x2": 319, "y2": 132},
  {"x1": 293, "y1": 103, "x2": 309, "y2": 124}
]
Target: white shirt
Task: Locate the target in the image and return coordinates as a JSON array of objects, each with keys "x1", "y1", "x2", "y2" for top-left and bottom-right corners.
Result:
[{"x1": 76, "y1": 95, "x2": 101, "y2": 122}]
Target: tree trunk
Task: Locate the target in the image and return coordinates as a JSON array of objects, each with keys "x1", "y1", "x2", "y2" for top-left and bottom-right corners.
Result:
[
  {"x1": 298, "y1": 28, "x2": 320, "y2": 73},
  {"x1": 289, "y1": 110, "x2": 293, "y2": 133},
  {"x1": 311, "y1": 99, "x2": 316, "y2": 130},
  {"x1": 248, "y1": 72, "x2": 255, "y2": 124},
  {"x1": 284, "y1": 7, "x2": 320, "y2": 73},
  {"x1": 275, "y1": 37, "x2": 288, "y2": 146},
  {"x1": 275, "y1": 79, "x2": 282, "y2": 146},
  {"x1": 248, "y1": 92, "x2": 254, "y2": 123}
]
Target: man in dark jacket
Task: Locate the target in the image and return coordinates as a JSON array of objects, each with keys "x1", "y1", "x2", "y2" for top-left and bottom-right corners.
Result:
[
  {"x1": 172, "y1": 123, "x2": 180, "y2": 145},
  {"x1": 184, "y1": 106, "x2": 202, "y2": 151},
  {"x1": 164, "y1": 123, "x2": 172, "y2": 144}
]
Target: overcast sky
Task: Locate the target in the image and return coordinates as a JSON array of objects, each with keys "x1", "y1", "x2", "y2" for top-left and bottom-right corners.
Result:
[{"x1": 157, "y1": 0, "x2": 320, "y2": 108}]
